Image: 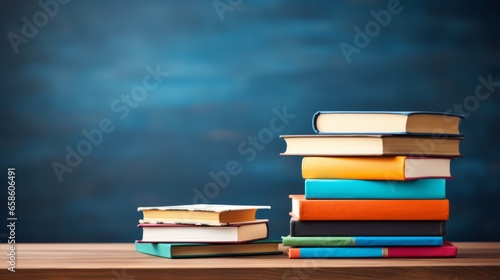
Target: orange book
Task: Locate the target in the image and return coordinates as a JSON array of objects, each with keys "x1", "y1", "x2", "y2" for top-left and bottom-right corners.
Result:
[
  {"x1": 302, "y1": 156, "x2": 451, "y2": 180},
  {"x1": 289, "y1": 195, "x2": 449, "y2": 221}
]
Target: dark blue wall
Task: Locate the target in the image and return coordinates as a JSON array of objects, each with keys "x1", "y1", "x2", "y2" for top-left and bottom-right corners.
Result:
[{"x1": 1, "y1": 0, "x2": 499, "y2": 242}]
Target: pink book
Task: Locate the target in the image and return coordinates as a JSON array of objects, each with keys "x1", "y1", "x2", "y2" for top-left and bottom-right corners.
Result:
[{"x1": 387, "y1": 241, "x2": 457, "y2": 257}]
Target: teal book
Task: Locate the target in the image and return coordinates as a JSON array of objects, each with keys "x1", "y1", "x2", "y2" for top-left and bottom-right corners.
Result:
[
  {"x1": 305, "y1": 179, "x2": 446, "y2": 199},
  {"x1": 282, "y1": 236, "x2": 443, "y2": 247},
  {"x1": 135, "y1": 240, "x2": 282, "y2": 259},
  {"x1": 288, "y1": 242, "x2": 457, "y2": 259}
]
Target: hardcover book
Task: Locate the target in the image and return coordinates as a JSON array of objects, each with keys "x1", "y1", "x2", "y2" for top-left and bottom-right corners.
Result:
[
  {"x1": 280, "y1": 135, "x2": 462, "y2": 157},
  {"x1": 312, "y1": 111, "x2": 463, "y2": 135},
  {"x1": 137, "y1": 204, "x2": 270, "y2": 225},
  {"x1": 287, "y1": 241, "x2": 457, "y2": 258},
  {"x1": 290, "y1": 217, "x2": 446, "y2": 237},
  {"x1": 282, "y1": 235, "x2": 443, "y2": 247},
  {"x1": 135, "y1": 240, "x2": 282, "y2": 259},
  {"x1": 302, "y1": 156, "x2": 451, "y2": 180},
  {"x1": 290, "y1": 195, "x2": 449, "y2": 221},
  {"x1": 139, "y1": 221, "x2": 269, "y2": 243},
  {"x1": 304, "y1": 178, "x2": 446, "y2": 199}
]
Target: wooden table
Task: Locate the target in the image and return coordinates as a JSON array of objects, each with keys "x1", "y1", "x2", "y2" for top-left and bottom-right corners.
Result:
[{"x1": 2, "y1": 243, "x2": 500, "y2": 279}]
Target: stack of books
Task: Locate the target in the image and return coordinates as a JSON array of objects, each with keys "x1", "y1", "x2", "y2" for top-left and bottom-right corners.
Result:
[
  {"x1": 280, "y1": 111, "x2": 464, "y2": 258},
  {"x1": 135, "y1": 204, "x2": 281, "y2": 258}
]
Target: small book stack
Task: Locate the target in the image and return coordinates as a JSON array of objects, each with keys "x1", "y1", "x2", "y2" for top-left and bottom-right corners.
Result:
[
  {"x1": 280, "y1": 111, "x2": 464, "y2": 258},
  {"x1": 135, "y1": 204, "x2": 281, "y2": 258}
]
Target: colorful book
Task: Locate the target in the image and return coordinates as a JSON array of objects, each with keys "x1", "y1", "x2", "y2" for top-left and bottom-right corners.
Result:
[
  {"x1": 280, "y1": 135, "x2": 462, "y2": 157},
  {"x1": 302, "y1": 156, "x2": 451, "y2": 180},
  {"x1": 305, "y1": 179, "x2": 446, "y2": 199},
  {"x1": 137, "y1": 204, "x2": 270, "y2": 225},
  {"x1": 139, "y1": 221, "x2": 269, "y2": 243},
  {"x1": 288, "y1": 241, "x2": 457, "y2": 258},
  {"x1": 135, "y1": 240, "x2": 282, "y2": 259},
  {"x1": 312, "y1": 111, "x2": 463, "y2": 135},
  {"x1": 290, "y1": 217, "x2": 446, "y2": 236},
  {"x1": 290, "y1": 195, "x2": 449, "y2": 221},
  {"x1": 282, "y1": 236, "x2": 443, "y2": 247}
]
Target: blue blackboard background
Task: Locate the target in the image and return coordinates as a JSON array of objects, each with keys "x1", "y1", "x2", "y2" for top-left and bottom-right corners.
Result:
[{"x1": 1, "y1": 0, "x2": 499, "y2": 242}]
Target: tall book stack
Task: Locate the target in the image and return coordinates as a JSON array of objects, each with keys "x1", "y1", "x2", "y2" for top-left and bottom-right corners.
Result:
[
  {"x1": 280, "y1": 111, "x2": 464, "y2": 258},
  {"x1": 135, "y1": 204, "x2": 281, "y2": 258}
]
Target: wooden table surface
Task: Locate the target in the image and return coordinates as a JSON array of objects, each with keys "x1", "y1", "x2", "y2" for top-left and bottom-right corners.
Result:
[{"x1": 2, "y1": 242, "x2": 500, "y2": 279}]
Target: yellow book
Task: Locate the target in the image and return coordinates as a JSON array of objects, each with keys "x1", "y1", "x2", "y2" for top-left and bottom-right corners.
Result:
[
  {"x1": 302, "y1": 156, "x2": 451, "y2": 180},
  {"x1": 138, "y1": 204, "x2": 270, "y2": 225}
]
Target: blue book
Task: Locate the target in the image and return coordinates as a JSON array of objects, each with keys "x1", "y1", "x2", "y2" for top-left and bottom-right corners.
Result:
[
  {"x1": 305, "y1": 179, "x2": 446, "y2": 199},
  {"x1": 282, "y1": 235, "x2": 443, "y2": 247}
]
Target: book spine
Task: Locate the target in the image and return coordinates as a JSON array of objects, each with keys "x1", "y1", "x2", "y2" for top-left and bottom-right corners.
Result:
[
  {"x1": 387, "y1": 243, "x2": 457, "y2": 257},
  {"x1": 311, "y1": 111, "x2": 321, "y2": 133},
  {"x1": 282, "y1": 236, "x2": 443, "y2": 247},
  {"x1": 354, "y1": 236, "x2": 443, "y2": 246},
  {"x1": 282, "y1": 236, "x2": 354, "y2": 247},
  {"x1": 290, "y1": 220, "x2": 446, "y2": 237},
  {"x1": 302, "y1": 156, "x2": 406, "y2": 180},
  {"x1": 289, "y1": 247, "x2": 383, "y2": 258},
  {"x1": 298, "y1": 199, "x2": 449, "y2": 220},
  {"x1": 304, "y1": 179, "x2": 446, "y2": 199}
]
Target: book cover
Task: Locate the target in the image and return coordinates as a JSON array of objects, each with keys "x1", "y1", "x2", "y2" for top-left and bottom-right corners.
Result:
[
  {"x1": 280, "y1": 135, "x2": 462, "y2": 157},
  {"x1": 288, "y1": 241, "x2": 457, "y2": 258},
  {"x1": 290, "y1": 218, "x2": 446, "y2": 236},
  {"x1": 138, "y1": 221, "x2": 269, "y2": 243},
  {"x1": 282, "y1": 235, "x2": 443, "y2": 247},
  {"x1": 290, "y1": 195, "x2": 449, "y2": 221},
  {"x1": 312, "y1": 111, "x2": 464, "y2": 135},
  {"x1": 305, "y1": 179, "x2": 446, "y2": 199},
  {"x1": 135, "y1": 240, "x2": 282, "y2": 259},
  {"x1": 137, "y1": 204, "x2": 270, "y2": 225},
  {"x1": 302, "y1": 156, "x2": 452, "y2": 180}
]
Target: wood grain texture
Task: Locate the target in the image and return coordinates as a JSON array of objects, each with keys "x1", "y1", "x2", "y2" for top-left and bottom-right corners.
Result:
[{"x1": 1, "y1": 242, "x2": 499, "y2": 279}]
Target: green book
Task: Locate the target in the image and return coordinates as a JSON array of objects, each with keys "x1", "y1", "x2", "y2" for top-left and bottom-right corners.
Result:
[
  {"x1": 135, "y1": 240, "x2": 282, "y2": 259},
  {"x1": 282, "y1": 236, "x2": 443, "y2": 247}
]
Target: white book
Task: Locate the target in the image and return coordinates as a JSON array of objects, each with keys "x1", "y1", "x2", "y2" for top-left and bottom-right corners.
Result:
[{"x1": 139, "y1": 221, "x2": 269, "y2": 243}]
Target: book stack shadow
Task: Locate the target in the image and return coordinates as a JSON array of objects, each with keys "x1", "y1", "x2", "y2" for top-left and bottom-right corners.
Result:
[
  {"x1": 135, "y1": 204, "x2": 281, "y2": 258},
  {"x1": 280, "y1": 111, "x2": 464, "y2": 258}
]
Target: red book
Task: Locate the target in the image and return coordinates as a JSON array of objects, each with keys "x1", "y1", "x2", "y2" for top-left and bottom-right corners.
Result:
[
  {"x1": 387, "y1": 242, "x2": 457, "y2": 257},
  {"x1": 290, "y1": 194, "x2": 449, "y2": 221}
]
